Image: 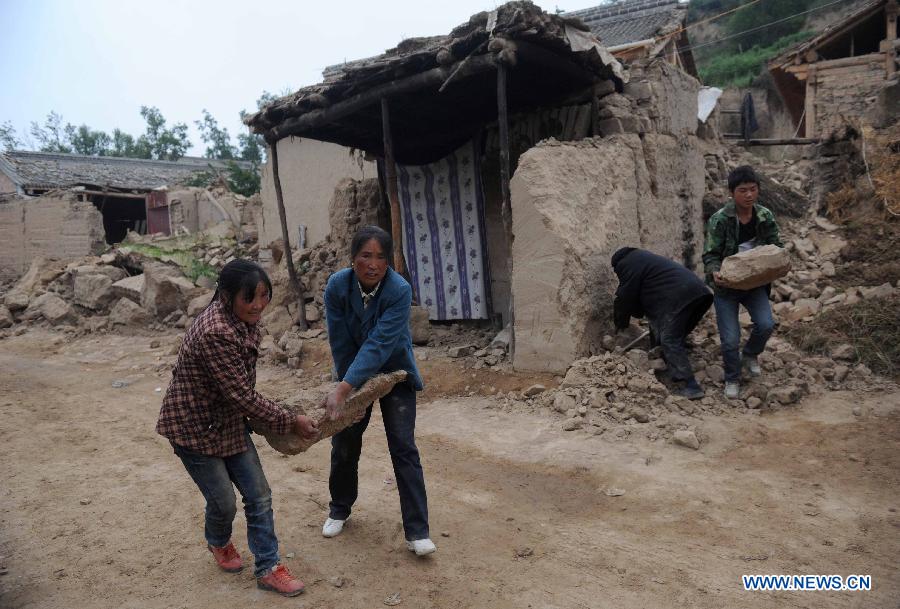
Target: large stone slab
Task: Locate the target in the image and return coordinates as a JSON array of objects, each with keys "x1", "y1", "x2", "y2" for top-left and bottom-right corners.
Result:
[
  {"x1": 109, "y1": 297, "x2": 152, "y2": 326},
  {"x1": 719, "y1": 245, "x2": 791, "y2": 290},
  {"x1": 112, "y1": 274, "x2": 145, "y2": 304},
  {"x1": 250, "y1": 370, "x2": 408, "y2": 455},
  {"x1": 141, "y1": 262, "x2": 200, "y2": 319},
  {"x1": 74, "y1": 273, "x2": 116, "y2": 310},
  {"x1": 12, "y1": 256, "x2": 68, "y2": 297},
  {"x1": 23, "y1": 293, "x2": 77, "y2": 325}
]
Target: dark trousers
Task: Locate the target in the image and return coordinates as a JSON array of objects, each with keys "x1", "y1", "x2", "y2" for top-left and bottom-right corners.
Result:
[
  {"x1": 652, "y1": 294, "x2": 713, "y2": 382},
  {"x1": 173, "y1": 438, "x2": 279, "y2": 577},
  {"x1": 328, "y1": 381, "x2": 429, "y2": 541}
]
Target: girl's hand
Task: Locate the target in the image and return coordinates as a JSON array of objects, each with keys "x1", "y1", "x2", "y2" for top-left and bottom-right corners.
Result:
[{"x1": 294, "y1": 415, "x2": 320, "y2": 440}]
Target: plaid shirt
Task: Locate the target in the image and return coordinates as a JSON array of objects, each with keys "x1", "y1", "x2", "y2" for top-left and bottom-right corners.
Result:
[{"x1": 156, "y1": 299, "x2": 294, "y2": 456}]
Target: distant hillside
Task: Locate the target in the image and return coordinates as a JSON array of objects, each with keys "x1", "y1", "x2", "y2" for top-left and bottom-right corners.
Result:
[{"x1": 686, "y1": 0, "x2": 873, "y2": 87}]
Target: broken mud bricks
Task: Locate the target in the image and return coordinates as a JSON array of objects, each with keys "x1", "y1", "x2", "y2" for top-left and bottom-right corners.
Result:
[
  {"x1": 719, "y1": 245, "x2": 791, "y2": 291},
  {"x1": 141, "y1": 262, "x2": 202, "y2": 320},
  {"x1": 251, "y1": 370, "x2": 408, "y2": 455}
]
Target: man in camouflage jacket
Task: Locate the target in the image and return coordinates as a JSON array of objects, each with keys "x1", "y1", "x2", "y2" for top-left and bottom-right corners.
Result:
[{"x1": 702, "y1": 166, "x2": 783, "y2": 399}]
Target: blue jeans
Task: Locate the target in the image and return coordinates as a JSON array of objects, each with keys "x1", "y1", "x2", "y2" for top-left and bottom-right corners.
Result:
[
  {"x1": 173, "y1": 437, "x2": 279, "y2": 577},
  {"x1": 714, "y1": 286, "x2": 775, "y2": 382},
  {"x1": 329, "y1": 381, "x2": 430, "y2": 541}
]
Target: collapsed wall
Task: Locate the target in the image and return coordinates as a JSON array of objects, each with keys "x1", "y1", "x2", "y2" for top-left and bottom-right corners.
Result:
[
  {"x1": 166, "y1": 186, "x2": 263, "y2": 241},
  {"x1": 510, "y1": 60, "x2": 709, "y2": 373},
  {"x1": 0, "y1": 192, "x2": 105, "y2": 280}
]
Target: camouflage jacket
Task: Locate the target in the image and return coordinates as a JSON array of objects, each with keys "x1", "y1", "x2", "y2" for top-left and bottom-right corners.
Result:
[{"x1": 702, "y1": 201, "x2": 783, "y2": 292}]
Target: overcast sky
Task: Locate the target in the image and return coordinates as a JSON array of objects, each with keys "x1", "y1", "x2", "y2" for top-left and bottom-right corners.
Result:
[{"x1": 0, "y1": 0, "x2": 607, "y2": 156}]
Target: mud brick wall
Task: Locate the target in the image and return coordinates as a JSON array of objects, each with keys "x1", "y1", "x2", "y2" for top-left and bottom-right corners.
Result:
[
  {"x1": 0, "y1": 193, "x2": 105, "y2": 280},
  {"x1": 814, "y1": 54, "x2": 887, "y2": 136},
  {"x1": 259, "y1": 138, "x2": 376, "y2": 249},
  {"x1": 510, "y1": 134, "x2": 706, "y2": 373}
]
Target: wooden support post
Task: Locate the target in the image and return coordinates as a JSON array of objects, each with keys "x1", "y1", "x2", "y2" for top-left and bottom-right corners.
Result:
[
  {"x1": 381, "y1": 98, "x2": 405, "y2": 275},
  {"x1": 805, "y1": 65, "x2": 818, "y2": 139},
  {"x1": 497, "y1": 61, "x2": 515, "y2": 354},
  {"x1": 885, "y1": 5, "x2": 898, "y2": 76},
  {"x1": 268, "y1": 139, "x2": 308, "y2": 331}
]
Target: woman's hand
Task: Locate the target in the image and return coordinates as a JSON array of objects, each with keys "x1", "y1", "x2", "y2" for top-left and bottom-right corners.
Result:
[
  {"x1": 713, "y1": 272, "x2": 731, "y2": 288},
  {"x1": 325, "y1": 381, "x2": 354, "y2": 421},
  {"x1": 293, "y1": 415, "x2": 320, "y2": 440}
]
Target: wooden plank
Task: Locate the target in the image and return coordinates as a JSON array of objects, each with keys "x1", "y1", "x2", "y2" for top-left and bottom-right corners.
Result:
[{"x1": 725, "y1": 133, "x2": 819, "y2": 146}]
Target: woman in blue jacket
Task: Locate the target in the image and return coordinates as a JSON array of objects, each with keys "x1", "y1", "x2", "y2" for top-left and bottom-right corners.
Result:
[{"x1": 321, "y1": 225, "x2": 435, "y2": 556}]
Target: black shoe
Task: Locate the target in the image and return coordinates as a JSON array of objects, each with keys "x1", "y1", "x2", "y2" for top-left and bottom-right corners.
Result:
[{"x1": 676, "y1": 380, "x2": 705, "y2": 400}]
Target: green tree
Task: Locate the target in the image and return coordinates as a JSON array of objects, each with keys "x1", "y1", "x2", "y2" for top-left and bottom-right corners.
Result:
[
  {"x1": 109, "y1": 128, "x2": 142, "y2": 157},
  {"x1": 725, "y1": 0, "x2": 811, "y2": 51},
  {"x1": 65, "y1": 124, "x2": 112, "y2": 156},
  {"x1": 237, "y1": 110, "x2": 264, "y2": 163},
  {"x1": 196, "y1": 109, "x2": 237, "y2": 160},
  {"x1": 0, "y1": 121, "x2": 19, "y2": 152},
  {"x1": 30, "y1": 111, "x2": 71, "y2": 153},
  {"x1": 136, "y1": 106, "x2": 190, "y2": 161}
]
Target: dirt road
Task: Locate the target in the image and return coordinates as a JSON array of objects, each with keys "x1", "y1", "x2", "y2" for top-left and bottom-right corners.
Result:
[{"x1": 1, "y1": 329, "x2": 898, "y2": 608}]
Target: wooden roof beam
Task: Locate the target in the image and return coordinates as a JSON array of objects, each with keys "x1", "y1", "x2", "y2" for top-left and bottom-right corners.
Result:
[{"x1": 264, "y1": 54, "x2": 498, "y2": 143}]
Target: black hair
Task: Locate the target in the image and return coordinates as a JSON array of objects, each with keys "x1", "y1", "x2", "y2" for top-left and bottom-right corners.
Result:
[
  {"x1": 212, "y1": 259, "x2": 272, "y2": 309},
  {"x1": 727, "y1": 165, "x2": 760, "y2": 193},
  {"x1": 350, "y1": 225, "x2": 393, "y2": 262}
]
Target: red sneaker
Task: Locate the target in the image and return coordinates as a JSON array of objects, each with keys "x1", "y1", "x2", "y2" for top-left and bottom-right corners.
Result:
[
  {"x1": 257, "y1": 564, "x2": 305, "y2": 597},
  {"x1": 207, "y1": 542, "x2": 243, "y2": 573}
]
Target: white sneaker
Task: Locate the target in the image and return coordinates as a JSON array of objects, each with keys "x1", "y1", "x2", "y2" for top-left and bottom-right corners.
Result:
[
  {"x1": 405, "y1": 538, "x2": 436, "y2": 556},
  {"x1": 743, "y1": 355, "x2": 762, "y2": 377},
  {"x1": 322, "y1": 517, "x2": 346, "y2": 538},
  {"x1": 724, "y1": 382, "x2": 740, "y2": 399}
]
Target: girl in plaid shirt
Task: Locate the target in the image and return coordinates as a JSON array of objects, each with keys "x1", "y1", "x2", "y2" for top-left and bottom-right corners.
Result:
[{"x1": 157, "y1": 259, "x2": 318, "y2": 597}]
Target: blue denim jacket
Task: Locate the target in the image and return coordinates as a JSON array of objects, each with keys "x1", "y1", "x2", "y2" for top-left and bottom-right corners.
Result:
[{"x1": 324, "y1": 267, "x2": 424, "y2": 391}]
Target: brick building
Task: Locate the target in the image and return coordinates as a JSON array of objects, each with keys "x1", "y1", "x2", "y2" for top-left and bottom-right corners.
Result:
[{"x1": 769, "y1": 0, "x2": 899, "y2": 137}]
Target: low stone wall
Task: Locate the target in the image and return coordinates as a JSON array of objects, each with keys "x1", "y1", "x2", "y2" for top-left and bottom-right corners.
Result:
[
  {"x1": 510, "y1": 134, "x2": 706, "y2": 373},
  {"x1": 0, "y1": 192, "x2": 105, "y2": 280}
]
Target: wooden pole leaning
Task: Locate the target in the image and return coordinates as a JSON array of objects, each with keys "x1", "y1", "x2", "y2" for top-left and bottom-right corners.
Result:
[
  {"x1": 268, "y1": 138, "x2": 308, "y2": 331},
  {"x1": 497, "y1": 60, "x2": 515, "y2": 355},
  {"x1": 381, "y1": 97, "x2": 406, "y2": 275}
]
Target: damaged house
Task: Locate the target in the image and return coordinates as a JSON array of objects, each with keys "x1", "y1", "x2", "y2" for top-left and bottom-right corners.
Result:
[
  {"x1": 0, "y1": 150, "x2": 257, "y2": 278},
  {"x1": 246, "y1": 1, "x2": 718, "y2": 373},
  {"x1": 768, "y1": 0, "x2": 899, "y2": 137},
  {"x1": 566, "y1": 0, "x2": 698, "y2": 77}
]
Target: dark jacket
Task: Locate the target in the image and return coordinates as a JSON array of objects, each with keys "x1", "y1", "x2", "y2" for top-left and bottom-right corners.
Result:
[
  {"x1": 702, "y1": 200, "x2": 783, "y2": 294},
  {"x1": 611, "y1": 247, "x2": 712, "y2": 329},
  {"x1": 324, "y1": 267, "x2": 424, "y2": 391}
]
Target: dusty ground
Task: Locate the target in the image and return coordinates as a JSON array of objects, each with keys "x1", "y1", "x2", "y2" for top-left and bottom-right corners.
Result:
[{"x1": 1, "y1": 328, "x2": 899, "y2": 609}]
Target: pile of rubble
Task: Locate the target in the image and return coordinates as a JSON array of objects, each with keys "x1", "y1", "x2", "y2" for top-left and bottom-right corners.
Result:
[
  {"x1": 476, "y1": 313, "x2": 882, "y2": 448},
  {"x1": 0, "y1": 253, "x2": 214, "y2": 337},
  {"x1": 770, "y1": 218, "x2": 900, "y2": 322}
]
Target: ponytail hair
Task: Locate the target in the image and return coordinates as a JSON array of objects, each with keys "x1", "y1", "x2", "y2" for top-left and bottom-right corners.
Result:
[{"x1": 211, "y1": 259, "x2": 273, "y2": 311}]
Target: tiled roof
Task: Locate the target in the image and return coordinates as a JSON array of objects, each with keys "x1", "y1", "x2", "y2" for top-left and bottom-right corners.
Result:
[
  {"x1": 566, "y1": 0, "x2": 685, "y2": 48},
  {"x1": 0, "y1": 151, "x2": 251, "y2": 192}
]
